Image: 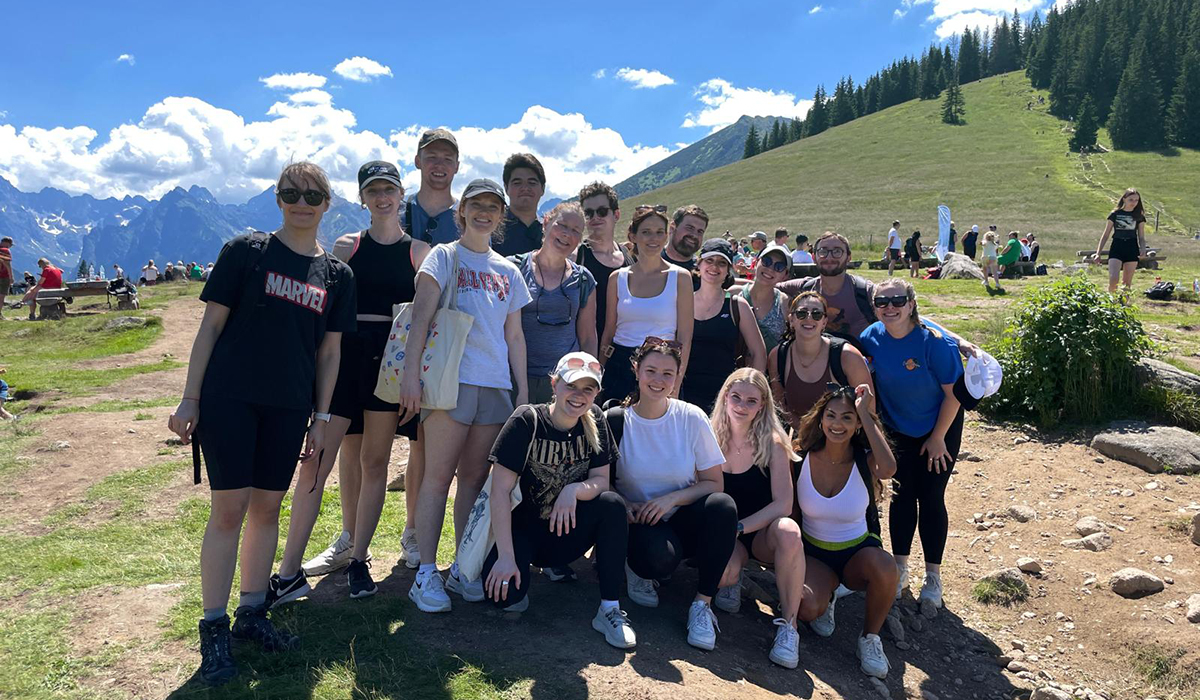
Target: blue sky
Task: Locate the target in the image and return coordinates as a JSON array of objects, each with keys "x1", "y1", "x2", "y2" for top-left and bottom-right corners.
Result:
[{"x1": 0, "y1": 0, "x2": 1051, "y2": 204}]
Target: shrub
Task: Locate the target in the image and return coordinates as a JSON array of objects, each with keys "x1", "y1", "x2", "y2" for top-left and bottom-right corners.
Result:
[
  {"x1": 971, "y1": 577, "x2": 1029, "y2": 606},
  {"x1": 984, "y1": 274, "x2": 1152, "y2": 427}
]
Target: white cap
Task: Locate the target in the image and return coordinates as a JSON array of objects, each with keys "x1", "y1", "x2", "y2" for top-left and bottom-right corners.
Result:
[
  {"x1": 964, "y1": 351, "x2": 1003, "y2": 400},
  {"x1": 554, "y1": 351, "x2": 603, "y2": 387}
]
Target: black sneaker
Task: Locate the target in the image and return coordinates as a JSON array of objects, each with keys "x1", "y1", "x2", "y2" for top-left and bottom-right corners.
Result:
[
  {"x1": 267, "y1": 571, "x2": 312, "y2": 609},
  {"x1": 347, "y1": 558, "x2": 378, "y2": 599},
  {"x1": 544, "y1": 565, "x2": 577, "y2": 583},
  {"x1": 231, "y1": 604, "x2": 299, "y2": 652},
  {"x1": 198, "y1": 616, "x2": 238, "y2": 686}
]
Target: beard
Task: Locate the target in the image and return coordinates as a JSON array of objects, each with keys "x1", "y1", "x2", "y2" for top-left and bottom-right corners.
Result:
[
  {"x1": 674, "y1": 235, "x2": 701, "y2": 258},
  {"x1": 819, "y1": 259, "x2": 848, "y2": 276}
]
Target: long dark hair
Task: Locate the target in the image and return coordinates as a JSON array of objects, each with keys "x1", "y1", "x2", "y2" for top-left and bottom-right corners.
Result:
[
  {"x1": 1114, "y1": 187, "x2": 1145, "y2": 219},
  {"x1": 794, "y1": 386, "x2": 879, "y2": 455},
  {"x1": 623, "y1": 339, "x2": 683, "y2": 407},
  {"x1": 778, "y1": 291, "x2": 827, "y2": 347}
]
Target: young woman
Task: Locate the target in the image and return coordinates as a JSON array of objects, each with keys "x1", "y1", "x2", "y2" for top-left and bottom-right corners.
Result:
[
  {"x1": 609, "y1": 339, "x2": 736, "y2": 651},
  {"x1": 679, "y1": 238, "x2": 766, "y2": 414},
  {"x1": 709, "y1": 369, "x2": 803, "y2": 669},
  {"x1": 981, "y1": 231, "x2": 1002, "y2": 291},
  {"x1": 398, "y1": 178, "x2": 532, "y2": 614},
  {"x1": 904, "y1": 231, "x2": 922, "y2": 278},
  {"x1": 167, "y1": 162, "x2": 356, "y2": 685},
  {"x1": 794, "y1": 385, "x2": 897, "y2": 680},
  {"x1": 270, "y1": 162, "x2": 430, "y2": 604},
  {"x1": 511, "y1": 202, "x2": 598, "y2": 404},
  {"x1": 730, "y1": 244, "x2": 791, "y2": 353},
  {"x1": 576, "y1": 182, "x2": 632, "y2": 342},
  {"x1": 599, "y1": 207, "x2": 693, "y2": 404},
  {"x1": 768, "y1": 292, "x2": 874, "y2": 431},
  {"x1": 1095, "y1": 188, "x2": 1147, "y2": 293},
  {"x1": 483, "y1": 352, "x2": 637, "y2": 649},
  {"x1": 859, "y1": 279, "x2": 963, "y2": 610},
  {"x1": 996, "y1": 231, "x2": 1022, "y2": 277}
]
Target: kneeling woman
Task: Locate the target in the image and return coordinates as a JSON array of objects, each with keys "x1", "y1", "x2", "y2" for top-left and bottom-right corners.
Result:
[
  {"x1": 795, "y1": 385, "x2": 897, "y2": 680},
  {"x1": 609, "y1": 339, "x2": 736, "y2": 651},
  {"x1": 710, "y1": 368, "x2": 803, "y2": 669},
  {"x1": 483, "y1": 352, "x2": 636, "y2": 649}
]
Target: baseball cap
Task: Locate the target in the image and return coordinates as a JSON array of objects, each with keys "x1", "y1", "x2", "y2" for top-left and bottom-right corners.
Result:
[
  {"x1": 699, "y1": 238, "x2": 735, "y2": 265},
  {"x1": 971, "y1": 225, "x2": 979, "y2": 232},
  {"x1": 749, "y1": 231, "x2": 768, "y2": 242},
  {"x1": 460, "y1": 178, "x2": 507, "y2": 204},
  {"x1": 554, "y1": 352, "x2": 603, "y2": 387},
  {"x1": 964, "y1": 351, "x2": 1004, "y2": 400},
  {"x1": 418, "y1": 128, "x2": 459, "y2": 154},
  {"x1": 760, "y1": 244, "x2": 793, "y2": 273},
  {"x1": 358, "y1": 161, "x2": 402, "y2": 190}
]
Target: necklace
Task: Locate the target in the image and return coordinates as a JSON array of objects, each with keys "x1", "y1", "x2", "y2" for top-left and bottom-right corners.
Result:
[
  {"x1": 793, "y1": 341, "x2": 825, "y2": 369},
  {"x1": 730, "y1": 433, "x2": 753, "y2": 456}
]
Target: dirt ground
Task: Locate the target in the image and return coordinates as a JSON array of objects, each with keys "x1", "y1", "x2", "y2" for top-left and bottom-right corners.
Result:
[{"x1": 9, "y1": 296, "x2": 1200, "y2": 700}]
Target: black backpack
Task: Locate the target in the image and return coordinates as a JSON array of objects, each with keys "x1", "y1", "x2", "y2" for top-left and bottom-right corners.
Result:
[
  {"x1": 771, "y1": 335, "x2": 851, "y2": 390},
  {"x1": 1145, "y1": 281, "x2": 1175, "y2": 300}
]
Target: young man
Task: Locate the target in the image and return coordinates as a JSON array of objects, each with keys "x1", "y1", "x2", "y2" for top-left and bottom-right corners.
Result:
[
  {"x1": 773, "y1": 227, "x2": 791, "y2": 252},
  {"x1": 112, "y1": 263, "x2": 125, "y2": 281},
  {"x1": 403, "y1": 128, "x2": 460, "y2": 245},
  {"x1": 22, "y1": 258, "x2": 64, "y2": 320},
  {"x1": 0, "y1": 237, "x2": 13, "y2": 318},
  {"x1": 493, "y1": 153, "x2": 545, "y2": 257},
  {"x1": 576, "y1": 182, "x2": 631, "y2": 357},
  {"x1": 791, "y1": 234, "x2": 813, "y2": 265},
  {"x1": 662, "y1": 205, "x2": 708, "y2": 271},
  {"x1": 886, "y1": 220, "x2": 902, "y2": 276}
]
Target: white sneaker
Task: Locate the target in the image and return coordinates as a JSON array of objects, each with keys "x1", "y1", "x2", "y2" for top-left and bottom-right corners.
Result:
[
  {"x1": 625, "y1": 562, "x2": 659, "y2": 608},
  {"x1": 408, "y1": 569, "x2": 452, "y2": 613},
  {"x1": 446, "y1": 564, "x2": 485, "y2": 603},
  {"x1": 592, "y1": 606, "x2": 637, "y2": 649},
  {"x1": 857, "y1": 633, "x2": 891, "y2": 679},
  {"x1": 895, "y1": 563, "x2": 909, "y2": 600},
  {"x1": 399, "y1": 527, "x2": 420, "y2": 570},
  {"x1": 713, "y1": 571, "x2": 742, "y2": 613},
  {"x1": 686, "y1": 600, "x2": 720, "y2": 651},
  {"x1": 302, "y1": 530, "x2": 354, "y2": 576},
  {"x1": 769, "y1": 619, "x2": 800, "y2": 669},
  {"x1": 809, "y1": 594, "x2": 836, "y2": 637},
  {"x1": 918, "y1": 570, "x2": 943, "y2": 608},
  {"x1": 834, "y1": 583, "x2": 854, "y2": 599}
]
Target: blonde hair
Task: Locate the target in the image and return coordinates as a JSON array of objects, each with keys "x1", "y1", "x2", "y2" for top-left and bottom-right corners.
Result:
[
  {"x1": 548, "y1": 376, "x2": 601, "y2": 452},
  {"x1": 710, "y1": 368, "x2": 797, "y2": 472},
  {"x1": 544, "y1": 201, "x2": 585, "y2": 230},
  {"x1": 983, "y1": 231, "x2": 997, "y2": 244}
]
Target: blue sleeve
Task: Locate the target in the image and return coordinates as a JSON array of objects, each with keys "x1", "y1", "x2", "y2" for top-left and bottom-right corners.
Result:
[
  {"x1": 924, "y1": 326, "x2": 962, "y2": 385},
  {"x1": 578, "y1": 264, "x2": 597, "y2": 307}
]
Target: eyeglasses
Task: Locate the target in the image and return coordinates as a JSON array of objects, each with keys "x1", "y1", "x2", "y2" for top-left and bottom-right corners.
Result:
[
  {"x1": 642, "y1": 335, "x2": 683, "y2": 350},
  {"x1": 534, "y1": 281, "x2": 572, "y2": 327},
  {"x1": 873, "y1": 294, "x2": 910, "y2": 309},
  {"x1": 815, "y1": 247, "x2": 846, "y2": 259},
  {"x1": 760, "y1": 258, "x2": 789, "y2": 273},
  {"x1": 560, "y1": 356, "x2": 603, "y2": 375},
  {"x1": 583, "y1": 206, "x2": 611, "y2": 219},
  {"x1": 278, "y1": 188, "x2": 328, "y2": 206},
  {"x1": 792, "y1": 308, "x2": 826, "y2": 321},
  {"x1": 635, "y1": 204, "x2": 667, "y2": 213}
]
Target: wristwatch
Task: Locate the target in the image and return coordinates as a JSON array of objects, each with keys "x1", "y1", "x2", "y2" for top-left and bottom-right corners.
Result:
[
  {"x1": 312, "y1": 412, "x2": 332, "y2": 423},
  {"x1": 736, "y1": 521, "x2": 745, "y2": 536}
]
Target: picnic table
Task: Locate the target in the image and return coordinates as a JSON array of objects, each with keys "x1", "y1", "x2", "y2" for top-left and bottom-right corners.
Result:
[
  {"x1": 1076, "y1": 249, "x2": 1165, "y2": 270},
  {"x1": 33, "y1": 280, "x2": 139, "y2": 320}
]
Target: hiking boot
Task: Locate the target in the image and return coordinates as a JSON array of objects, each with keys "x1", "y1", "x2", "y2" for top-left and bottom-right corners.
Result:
[
  {"x1": 714, "y1": 570, "x2": 742, "y2": 613},
  {"x1": 446, "y1": 564, "x2": 485, "y2": 602},
  {"x1": 197, "y1": 616, "x2": 237, "y2": 686},
  {"x1": 625, "y1": 562, "x2": 659, "y2": 608},
  {"x1": 399, "y1": 527, "x2": 420, "y2": 570},
  {"x1": 231, "y1": 605, "x2": 298, "y2": 652},
  {"x1": 544, "y1": 565, "x2": 577, "y2": 582},
  {"x1": 810, "y1": 594, "x2": 836, "y2": 637},
  {"x1": 267, "y1": 570, "x2": 311, "y2": 609},
  {"x1": 686, "y1": 600, "x2": 720, "y2": 651},
  {"x1": 769, "y1": 619, "x2": 800, "y2": 669},
  {"x1": 918, "y1": 570, "x2": 943, "y2": 609},
  {"x1": 347, "y1": 559, "x2": 378, "y2": 599},
  {"x1": 857, "y1": 633, "x2": 891, "y2": 679},
  {"x1": 592, "y1": 605, "x2": 637, "y2": 649},
  {"x1": 303, "y1": 530, "x2": 354, "y2": 576},
  {"x1": 409, "y1": 569, "x2": 452, "y2": 613}
]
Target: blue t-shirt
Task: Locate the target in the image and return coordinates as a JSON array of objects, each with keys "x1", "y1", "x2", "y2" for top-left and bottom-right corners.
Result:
[
  {"x1": 403, "y1": 193, "x2": 459, "y2": 246},
  {"x1": 859, "y1": 320, "x2": 962, "y2": 437}
]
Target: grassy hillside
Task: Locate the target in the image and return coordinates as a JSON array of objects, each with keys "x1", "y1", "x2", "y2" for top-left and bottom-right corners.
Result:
[{"x1": 621, "y1": 72, "x2": 1200, "y2": 262}]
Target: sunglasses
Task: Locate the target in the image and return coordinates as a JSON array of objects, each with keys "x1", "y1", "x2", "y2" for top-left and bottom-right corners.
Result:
[
  {"x1": 535, "y1": 282, "x2": 572, "y2": 327},
  {"x1": 635, "y1": 204, "x2": 667, "y2": 213},
  {"x1": 642, "y1": 335, "x2": 684, "y2": 351},
  {"x1": 278, "y1": 188, "x2": 328, "y2": 206},
  {"x1": 873, "y1": 294, "x2": 910, "y2": 309},
  {"x1": 815, "y1": 247, "x2": 846, "y2": 259},
  {"x1": 760, "y1": 258, "x2": 789, "y2": 273},
  {"x1": 561, "y1": 356, "x2": 603, "y2": 375},
  {"x1": 825, "y1": 382, "x2": 856, "y2": 398},
  {"x1": 792, "y1": 308, "x2": 826, "y2": 321},
  {"x1": 583, "y1": 206, "x2": 611, "y2": 220}
]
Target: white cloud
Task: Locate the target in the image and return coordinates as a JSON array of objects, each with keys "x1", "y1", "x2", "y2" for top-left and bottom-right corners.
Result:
[
  {"x1": 895, "y1": 0, "x2": 1048, "y2": 37},
  {"x1": 810, "y1": 5, "x2": 823, "y2": 14},
  {"x1": 682, "y1": 79, "x2": 814, "y2": 132},
  {"x1": 259, "y1": 72, "x2": 327, "y2": 90},
  {"x1": 116, "y1": 54, "x2": 135, "y2": 65},
  {"x1": 615, "y1": 67, "x2": 675, "y2": 89},
  {"x1": 332, "y1": 56, "x2": 393, "y2": 83},
  {"x1": 593, "y1": 68, "x2": 607, "y2": 79}
]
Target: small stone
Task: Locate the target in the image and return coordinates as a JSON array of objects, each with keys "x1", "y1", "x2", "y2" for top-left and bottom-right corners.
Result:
[
  {"x1": 1012, "y1": 639, "x2": 1027, "y2": 650},
  {"x1": 1144, "y1": 481, "x2": 1159, "y2": 491},
  {"x1": 884, "y1": 614, "x2": 905, "y2": 641},
  {"x1": 1017, "y1": 557, "x2": 1043, "y2": 574},
  {"x1": 51, "y1": 440, "x2": 71, "y2": 450},
  {"x1": 1015, "y1": 436, "x2": 1030, "y2": 445},
  {"x1": 920, "y1": 599, "x2": 938, "y2": 619},
  {"x1": 868, "y1": 676, "x2": 889, "y2": 697},
  {"x1": 1008, "y1": 660, "x2": 1031, "y2": 673},
  {"x1": 1062, "y1": 532, "x2": 1113, "y2": 552},
  {"x1": 1186, "y1": 593, "x2": 1200, "y2": 623},
  {"x1": 1008, "y1": 505, "x2": 1038, "y2": 523},
  {"x1": 1109, "y1": 568, "x2": 1165, "y2": 598},
  {"x1": 910, "y1": 615, "x2": 925, "y2": 633},
  {"x1": 895, "y1": 640, "x2": 911, "y2": 650},
  {"x1": 1074, "y1": 516, "x2": 1106, "y2": 536},
  {"x1": 1031, "y1": 688, "x2": 1074, "y2": 700},
  {"x1": 920, "y1": 691, "x2": 938, "y2": 700},
  {"x1": 1191, "y1": 513, "x2": 1200, "y2": 546}
]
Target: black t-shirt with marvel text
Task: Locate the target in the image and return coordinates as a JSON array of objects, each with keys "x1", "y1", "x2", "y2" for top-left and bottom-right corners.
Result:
[
  {"x1": 489, "y1": 404, "x2": 618, "y2": 524},
  {"x1": 200, "y1": 233, "x2": 357, "y2": 411}
]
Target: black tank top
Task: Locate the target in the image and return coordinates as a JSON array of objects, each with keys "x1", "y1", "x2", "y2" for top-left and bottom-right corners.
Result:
[
  {"x1": 724, "y1": 464, "x2": 773, "y2": 521},
  {"x1": 348, "y1": 230, "x2": 417, "y2": 317},
  {"x1": 689, "y1": 295, "x2": 739, "y2": 381},
  {"x1": 577, "y1": 240, "x2": 632, "y2": 338}
]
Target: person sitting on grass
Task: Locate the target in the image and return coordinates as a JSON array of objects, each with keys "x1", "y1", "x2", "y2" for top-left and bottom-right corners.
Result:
[{"x1": 996, "y1": 231, "x2": 1022, "y2": 277}]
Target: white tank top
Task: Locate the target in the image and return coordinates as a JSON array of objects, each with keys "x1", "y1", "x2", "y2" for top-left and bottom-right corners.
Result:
[
  {"x1": 797, "y1": 453, "x2": 869, "y2": 545},
  {"x1": 613, "y1": 267, "x2": 678, "y2": 347}
]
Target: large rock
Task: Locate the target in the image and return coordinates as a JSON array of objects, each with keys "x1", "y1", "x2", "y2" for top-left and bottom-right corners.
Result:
[
  {"x1": 1031, "y1": 688, "x2": 1073, "y2": 700},
  {"x1": 1187, "y1": 593, "x2": 1200, "y2": 623},
  {"x1": 1074, "y1": 516, "x2": 1106, "y2": 536},
  {"x1": 1109, "y1": 568, "x2": 1165, "y2": 598},
  {"x1": 1008, "y1": 504, "x2": 1038, "y2": 522},
  {"x1": 1062, "y1": 532, "x2": 1114, "y2": 552},
  {"x1": 1138, "y1": 358, "x2": 1200, "y2": 398},
  {"x1": 1192, "y1": 512, "x2": 1200, "y2": 546},
  {"x1": 1090, "y1": 421, "x2": 1200, "y2": 475}
]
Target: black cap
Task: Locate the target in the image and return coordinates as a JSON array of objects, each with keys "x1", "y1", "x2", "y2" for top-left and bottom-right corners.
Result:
[
  {"x1": 418, "y1": 128, "x2": 459, "y2": 154},
  {"x1": 358, "y1": 161, "x2": 402, "y2": 190},
  {"x1": 699, "y1": 237, "x2": 735, "y2": 265},
  {"x1": 461, "y1": 178, "x2": 506, "y2": 204}
]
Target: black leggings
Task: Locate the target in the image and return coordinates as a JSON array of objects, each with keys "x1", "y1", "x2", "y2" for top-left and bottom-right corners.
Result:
[
  {"x1": 627, "y1": 492, "x2": 738, "y2": 597},
  {"x1": 888, "y1": 409, "x2": 965, "y2": 565},
  {"x1": 482, "y1": 491, "x2": 628, "y2": 607}
]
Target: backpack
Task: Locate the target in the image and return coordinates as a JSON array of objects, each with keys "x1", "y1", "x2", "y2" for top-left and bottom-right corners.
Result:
[
  {"x1": 771, "y1": 335, "x2": 851, "y2": 391},
  {"x1": 1145, "y1": 281, "x2": 1175, "y2": 300}
]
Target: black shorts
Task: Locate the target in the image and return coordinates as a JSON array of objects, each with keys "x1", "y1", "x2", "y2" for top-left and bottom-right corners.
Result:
[
  {"x1": 1108, "y1": 234, "x2": 1140, "y2": 264},
  {"x1": 330, "y1": 322, "x2": 416, "y2": 439},
  {"x1": 738, "y1": 530, "x2": 765, "y2": 554},
  {"x1": 905, "y1": 252, "x2": 919, "y2": 263},
  {"x1": 888, "y1": 249, "x2": 901, "y2": 261},
  {"x1": 196, "y1": 397, "x2": 310, "y2": 491},
  {"x1": 803, "y1": 534, "x2": 882, "y2": 581}
]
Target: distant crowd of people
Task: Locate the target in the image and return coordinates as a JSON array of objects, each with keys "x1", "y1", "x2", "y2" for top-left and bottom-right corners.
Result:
[{"x1": 137, "y1": 259, "x2": 212, "y2": 285}]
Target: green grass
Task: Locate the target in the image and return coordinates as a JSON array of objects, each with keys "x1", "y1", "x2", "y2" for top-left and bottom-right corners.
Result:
[
  {"x1": 1128, "y1": 644, "x2": 1200, "y2": 700},
  {"x1": 971, "y1": 577, "x2": 1030, "y2": 606}
]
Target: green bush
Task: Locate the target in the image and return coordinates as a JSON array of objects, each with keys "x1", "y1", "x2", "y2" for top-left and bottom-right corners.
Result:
[{"x1": 984, "y1": 274, "x2": 1152, "y2": 426}]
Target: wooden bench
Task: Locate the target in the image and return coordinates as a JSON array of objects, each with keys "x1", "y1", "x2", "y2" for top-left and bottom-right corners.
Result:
[
  {"x1": 34, "y1": 280, "x2": 138, "y2": 319},
  {"x1": 1076, "y1": 249, "x2": 1165, "y2": 270},
  {"x1": 867, "y1": 256, "x2": 938, "y2": 270}
]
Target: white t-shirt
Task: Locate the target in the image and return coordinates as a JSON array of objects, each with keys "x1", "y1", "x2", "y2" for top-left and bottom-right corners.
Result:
[
  {"x1": 142, "y1": 265, "x2": 157, "y2": 281},
  {"x1": 887, "y1": 228, "x2": 902, "y2": 250},
  {"x1": 418, "y1": 242, "x2": 532, "y2": 390},
  {"x1": 614, "y1": 399, "x2": 725, "y2": 518},
  {"x1": 792, "y1": 249, "x2": 814, "y2": 264}
]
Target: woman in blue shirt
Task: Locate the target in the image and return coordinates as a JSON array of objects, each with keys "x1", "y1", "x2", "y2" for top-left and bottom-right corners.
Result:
[{"x1": 858, "y1": 279, "x2": 962, "y2": 612}]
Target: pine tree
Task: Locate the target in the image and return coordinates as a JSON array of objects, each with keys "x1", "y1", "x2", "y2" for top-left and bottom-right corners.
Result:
[
  {"x1": 941, "y1": 78, "x2": 966, "y2": 124},
  {"x1": 802, "y1": 86, "x2": 830, "y2": 137},
  {"x1": 960, "y1": 29, "x2": 982, "y2": 84},
  {"x1": 761, "y1": 131, "x2": 770, "y2": 153},
  {"x1": 770, "y1": 119, "x2": 784, "y2": 149},
  {"x1": 77, "y1": 259, "x2": 89, "y2": 279},
  {"x1": 789, "y1": 117, "x2": 803, "y2": 143},
  {"x1": 1167, "y1": 48, "x2": 1200, "y2": 148},
  {"x1": 1108, "y1": 26, "x2": 1166, "y2": 150},
  {"x1": 743, "y1": 124, "x2": 760, "y2": 159},
  {"x1": 918, "y1": 49, "x2": 940, "y2": 99},
  {"x1": 1069, "y1": 94, "x2": 1099, "y2": 151}
]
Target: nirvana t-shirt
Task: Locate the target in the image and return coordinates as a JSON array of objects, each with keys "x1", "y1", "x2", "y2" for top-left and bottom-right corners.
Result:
[
  {"x1": 491, "y1": 404, "x2": 618, "y2": 523},
  {"x1": 200, "y1": 234, "x2": 357, "y2": 411},
  {"x1": 419, "y1": 242, "x2": 532, "y2": 390},
  {"x1": 858, "y1": 319, "x2": 962, "y2": 438},
  {"x1": 1108, "y1": 209, "x2": 1144, "y2": 241}
]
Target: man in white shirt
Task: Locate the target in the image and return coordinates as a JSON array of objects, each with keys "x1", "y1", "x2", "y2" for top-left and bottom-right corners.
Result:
[
  {"x1": 886, "y1": 220, "x2": 902, "y2": 276},
  {"x1": 791, "y1": 234, "x2": 813, "y2": 265}
]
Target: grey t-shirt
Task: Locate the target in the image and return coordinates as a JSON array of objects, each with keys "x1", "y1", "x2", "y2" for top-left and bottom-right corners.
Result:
[{"x1": 511, "y1": 253, "x2": 596, "y2": 376}]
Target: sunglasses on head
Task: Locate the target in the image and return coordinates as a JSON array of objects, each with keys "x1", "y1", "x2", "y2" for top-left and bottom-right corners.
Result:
[
  {"x1": 561, "y1": 356, "x2": 603, "y2": 374},
  {"x1": 792, "y1": 308, "x2": 826, "y2": 321},
  {"x1": 635, "y1": 204, "x2": 667, "y2": 213},
  {"x1": 278, "y1": 188, "x2": 328, "y2": 206},
  {"x1": 825, "y1": 382, "x2": 856, "y2": 398},
  {"x1": 642, "y1": 335, "x2": 683, "y2": 351},
  {"x1": 873, "y1": 294, "x2": 910, "y2": 308},
  {"x1": 583, "y1": 206, "x2": 611, "y2": 220},
  {"x1": 760, "y1": 258, "x2": 788, "y2": 274}
]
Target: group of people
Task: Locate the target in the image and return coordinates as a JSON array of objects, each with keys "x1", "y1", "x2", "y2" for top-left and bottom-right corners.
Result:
[
  {"x1": 885, "y1": 220, "x2": 1045, "y2": 290},
  {"x1": 167, "y1": 126, "x2": 993, "y2": 688},
  {"x1": 140, "y1": 259, "x2": 210, "y2": 285}
]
